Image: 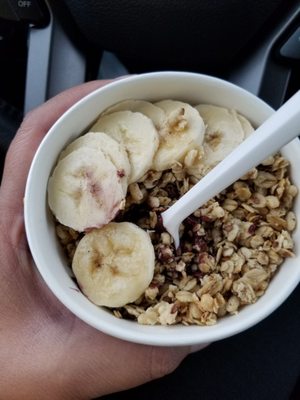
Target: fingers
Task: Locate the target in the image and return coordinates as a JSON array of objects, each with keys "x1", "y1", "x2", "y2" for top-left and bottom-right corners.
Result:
[{"x1": 0, "y1": 79, "x2": 113, "y2": 214}]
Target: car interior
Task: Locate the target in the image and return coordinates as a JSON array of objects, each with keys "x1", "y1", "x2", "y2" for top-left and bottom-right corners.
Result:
[{"x1": 1, "y1": 0, "x2": 300, "y2": 398}]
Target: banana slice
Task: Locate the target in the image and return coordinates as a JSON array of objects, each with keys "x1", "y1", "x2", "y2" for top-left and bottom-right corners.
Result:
[
  {"x1": 237, "y1": 113, "x2": 254, "y2": 138},
  {"x1": 58, "y1": 132, "x2": 130, "y2": 195},
  {"x1": 91, "y1": 111, "x2": 159, "y2": 183},
  {"x1": 72, "y1": 222, "x2": 155, "y2": 307},
  {"x1": 153, "y1": 100, "x2": 205, "y2": 171},
  {"x1": 48, "y1": 147, "x2": 125, "y2": 232},
  {"x1": 195, "y1": 104, "x2": 245, "y2": 168},
  {"x1": 102, "y1": 99, "x2": 166, "y2": 130}
]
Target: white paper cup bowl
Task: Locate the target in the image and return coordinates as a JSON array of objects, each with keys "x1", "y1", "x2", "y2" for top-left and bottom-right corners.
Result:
[{"x1": 24, "y1": 72, "x2": 300, "y2": 346}]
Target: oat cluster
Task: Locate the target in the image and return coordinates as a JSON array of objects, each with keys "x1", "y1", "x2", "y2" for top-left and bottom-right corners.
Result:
[{"x1": 56, "y1": 152, "x2": 297, "y2": 326}]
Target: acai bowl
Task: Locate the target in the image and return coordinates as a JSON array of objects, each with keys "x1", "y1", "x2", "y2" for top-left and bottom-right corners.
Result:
[{"x1": 24, "y1": 72, "x2": 300, "y2": 346}]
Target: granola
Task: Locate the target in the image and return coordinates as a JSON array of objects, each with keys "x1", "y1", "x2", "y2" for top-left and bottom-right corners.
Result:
[{"x1": 56, "y1": 153, "x2": 297, "y2": 326}]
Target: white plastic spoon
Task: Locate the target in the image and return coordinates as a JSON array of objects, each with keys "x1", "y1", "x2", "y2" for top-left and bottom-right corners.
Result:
[{"x1": 161, "y1": 90, "x2": 300, "y2": 249}]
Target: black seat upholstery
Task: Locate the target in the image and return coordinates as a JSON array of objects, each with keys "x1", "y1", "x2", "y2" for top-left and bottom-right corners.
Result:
[{"x1": 62, "y1": 0, "x2": 285, "y2": 74}]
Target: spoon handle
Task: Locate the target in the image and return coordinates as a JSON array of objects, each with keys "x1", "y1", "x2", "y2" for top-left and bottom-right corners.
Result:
[{"x1": 162, "y1": 90, "x2": 300, "y2": 246}]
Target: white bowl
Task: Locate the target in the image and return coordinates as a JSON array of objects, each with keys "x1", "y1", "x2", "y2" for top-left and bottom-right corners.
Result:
[{"x1": 24, "y1": 72, "x2": 300, "y2": 346}]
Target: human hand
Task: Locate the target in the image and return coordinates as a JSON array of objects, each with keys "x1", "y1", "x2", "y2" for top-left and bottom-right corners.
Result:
[{"x1": 0, "y1": 80, "x2": 206, "y2": 400}]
